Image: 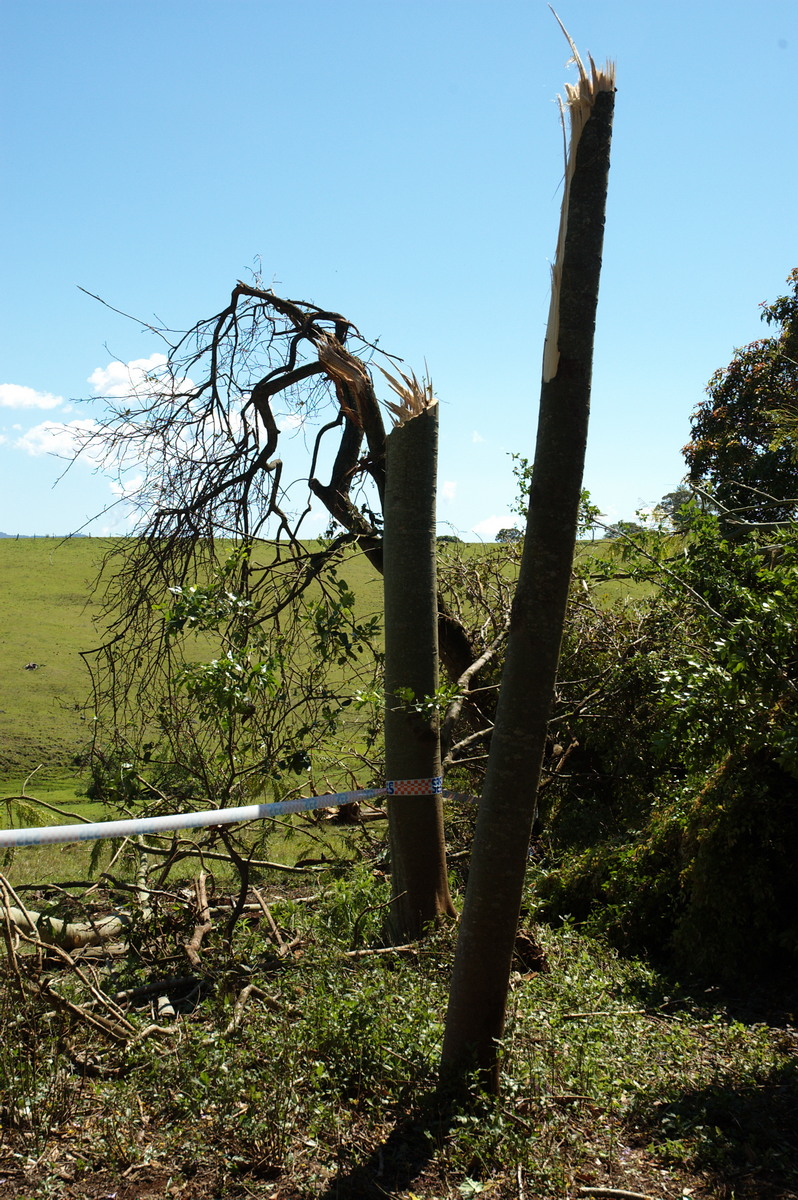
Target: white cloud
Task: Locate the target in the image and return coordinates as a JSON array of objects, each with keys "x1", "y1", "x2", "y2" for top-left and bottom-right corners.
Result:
[
  {"x1": 598, "y1": 505, "x2": 619, "y2": 523},
  {"x1": 16, "y1": 419, "x2": 99, "y2": 458},
  {"x1": 88, "y1": 353, "x2": 166, "y2": 398},
  {"x1": 89, "y1": 353, "x2": 193, "y2": 400},
  {"x1": 0, "y1": 383, "x2": 65, "y2": 410},
  {"x1": 471, "y1": 431, "x2": 485, "y2": 444},
  {"x1": 471, "y1": 515, "x2": 517, "y2": 541},
  {"x1": 278, "y1": 412, "x2": 305, "y2": 432},
  {"x1": 109, "y1": 474, "x2": 145, "y2": 499},
  {"x1": 441, "y1": 480, "x2": 457, "y2": 503},
  {"x1": 296, "y1": 508, "x2": 327, "y2": 529}
]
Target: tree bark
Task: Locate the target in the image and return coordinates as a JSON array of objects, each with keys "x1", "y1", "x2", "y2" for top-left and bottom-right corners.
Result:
[
  {"x1": 383, "y1": 400, "x2": 456, "y2": 939},
  {"x1": 2, "y1": 902, "x2": 131, "y2": 950},
  {"x1": 441, "y1": 63, "x2": 615, "y2": 1091}
]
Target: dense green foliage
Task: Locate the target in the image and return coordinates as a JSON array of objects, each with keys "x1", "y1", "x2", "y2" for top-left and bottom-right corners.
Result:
[
  {"x1": 529, "y1": 277, "x2": 798, "y2": 988},
  {"x1": 4, "y1": 512, "x2": 797, "y2": 996},
  {"x1": 534, "y1": 513, "x2": 798, "y2": 986},
  {"x1": 684, "y1": 269, "x2": 798, "y2": 525},
  {"x1": 92, "y1": 546, "x2": 383, "y2": 811}
]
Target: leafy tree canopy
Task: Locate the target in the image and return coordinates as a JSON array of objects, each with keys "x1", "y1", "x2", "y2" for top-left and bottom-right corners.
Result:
[
  {"x1": 684, "y1": 269, "x2": 798, "y2": 527},
  {"x1": 652, "y1": 487, "x2": 696, "y2": 531},
  {"x1": 603, "y1": 520, "x2": 646, "y2": 540},
  {"x1": 495, "y1": 527, "x2": 523, "y2": 544}
]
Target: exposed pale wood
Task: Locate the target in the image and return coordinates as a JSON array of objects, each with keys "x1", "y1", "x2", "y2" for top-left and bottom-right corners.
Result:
[
  {"x1": 184, "y1": 870, "x2": 212, "y2": 968},
  {"x1": 578, "y1": 1189, "x2": 655, "y2": 1200},
  {"x1": 543, "y1": 16, "x2": 615, "y2": 384},
  {"x1": 1, "y1": 901, "x2": 130, "y2": 949}
]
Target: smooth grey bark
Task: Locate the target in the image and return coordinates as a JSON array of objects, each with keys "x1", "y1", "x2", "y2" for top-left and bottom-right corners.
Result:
[
  {"x1": 383, "y1": 401, "x2": 456, "y2": 939},
  {"x1": 441, "y1": 77, "x2": 615, "y2": 1091}
]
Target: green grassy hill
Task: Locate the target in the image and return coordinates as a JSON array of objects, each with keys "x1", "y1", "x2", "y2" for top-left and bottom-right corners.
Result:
[
  {"x1": 0, "y1": 534, "x2": 623, "y2": 795},
  {"x1": 0, "y1": 537, "x2": 385, "y2": 792},
  {"x1": 0, "y1": 537, "x2": 111, "y2": 787}
]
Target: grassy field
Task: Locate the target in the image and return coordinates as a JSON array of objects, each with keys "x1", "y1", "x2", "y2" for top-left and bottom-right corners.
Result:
[
  {"x1": 0, "y1": 537, "x2": 385, "y2": 793},
  {"x1": 0, "y1": 535, "x2": 640, "y2": 794},
  {"x1": 0, "y1": 537, "x2": 110, "y2": 786}
]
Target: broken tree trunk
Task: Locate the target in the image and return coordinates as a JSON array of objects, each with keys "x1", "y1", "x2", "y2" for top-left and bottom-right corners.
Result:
[
  {"x1": 382, "y1": 370, "x2": 456, "y2": 940},
  {"x1": 441, "y1": 42, "x2": 615, "y2": 1091},
  {"x1": 2, "y1": 902, "x2": 131, "y2": 950}
]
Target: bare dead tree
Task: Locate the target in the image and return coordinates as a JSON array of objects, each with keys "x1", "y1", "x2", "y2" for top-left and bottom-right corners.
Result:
[
  {"x1": 79, "y1": 281, "x2": 482, "y2": 718},
  {"x1": 73, "y1": 279, "x2": 503, "y2": 928}
]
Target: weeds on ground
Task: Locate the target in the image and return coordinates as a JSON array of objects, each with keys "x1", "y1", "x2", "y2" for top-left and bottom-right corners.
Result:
[{"x1": 1, "y1": 865, "x2": 796, "y2": 1199}]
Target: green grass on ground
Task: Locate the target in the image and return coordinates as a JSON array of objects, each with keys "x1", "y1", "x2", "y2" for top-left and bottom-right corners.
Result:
[
  {"x1": 1, "y1": 786, "x2": 374, "y2": 888},
  {"x1": 1, "y1": 869, "x2": 795, "y2": 1200},
  {"x1": 0, "y1": 537, "x2": 109, "y2": 781},
  {"x1": 0, "y1": 534, "x2": 643, "y2": 810},
  {"x1": 0, "y1": 536, "x2": 384, "y2": 790}
]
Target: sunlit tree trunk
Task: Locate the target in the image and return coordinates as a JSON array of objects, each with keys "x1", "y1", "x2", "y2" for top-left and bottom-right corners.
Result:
[
  {"x1": 383, "y1": 382, "x2": 456, "y2": 940},
  {"x1": 441, "y1": 49, "x2": 615, "y2": 1091}
]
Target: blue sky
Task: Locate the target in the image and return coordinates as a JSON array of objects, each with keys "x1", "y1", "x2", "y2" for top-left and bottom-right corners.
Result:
[{"x1": 1, "y1": 0, "x2": 796, "y2": 538}]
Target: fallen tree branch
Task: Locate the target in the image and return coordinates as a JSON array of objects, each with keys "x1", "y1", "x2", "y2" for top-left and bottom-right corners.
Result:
[
  {"x1": 251, "y1": 888, "x2": 287, "y2": 954},
  {"x1": 562, "y1": 1009, "x2": 646, "y2": 1020},
  {"x1": 343, "y1": 944, "x2": 418, "y2": 958},
  {"x1": 15, "y1": 924, "x2": 135, "y2": 1029},
  {"x1": 224, "y1": 982, "x2": 257, "y2": 1035},
  {"x1": 137, "y1": 839, "x2": 325, "y2": 874},
  {"x1": 127, "y1": 1021, "x2": 182, "y2": 1043},
  {"x1": 1, "y1": 787, "x2": 94, "y2": 825},
  {"x1": 134, "y1": 840, "x2": 153, "y2": 922},
  {"x1": 111, "y1": 974, "x2": 203, "y2": 1006},
  {"x1": 0, "y1": 873, "x2": 43, "y2": 969},
  {"x1": 578, "y1": 1189, "x2": 655, "y2": 1200},
  {"x1": 64, "y1": 1043, "x2": 127, "y2": 1079},
  {"x1": 440, "y1": 617, "x2": 510, "y2": 759},
  {"x1": 185, "y1": 871, "x2": 212, "y2": 968},
  {"x1": 224, "y1": 983, "x2": 296, "y2": 1035},
  {"x1": 0, "y1": 900, "x2": 131, "y2": 950},
  {"x1": 443, "y1": 724, "x2": 494, "y2": 767},
  {"x1": 40, "y1": 978, "x2": 133, "y2": 1043},
  {"x1": 0, "y1": 887, "x2": 26, "y2": 986},
  {"x1": 154, "y1": 994, "x2": 176, "y2": 1020},
  {"x1": 219, "y1": 828, "x2": 250, "y2": 949}
]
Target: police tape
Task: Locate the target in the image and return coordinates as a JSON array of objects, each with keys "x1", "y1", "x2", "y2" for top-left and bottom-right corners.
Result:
[{"x1": 0, "y1": 779, "x2": 476, "y2": 849}]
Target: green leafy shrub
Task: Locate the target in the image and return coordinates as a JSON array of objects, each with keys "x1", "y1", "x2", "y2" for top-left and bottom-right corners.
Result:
[
  {"x1": 672, "y1": 749, "x2": 798, "y2": 982},
  {"x1": 535, "y1": 515, "x2": 798, "y2": 988}
]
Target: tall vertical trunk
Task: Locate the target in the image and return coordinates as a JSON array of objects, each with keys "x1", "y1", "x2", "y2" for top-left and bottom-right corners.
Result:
[
  {"x1": 383, "y1": 387, "x2": 456, "y2": 940},
  {"x1": 441, "y1": 49, "x2": 615, "y2": 1091}
]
